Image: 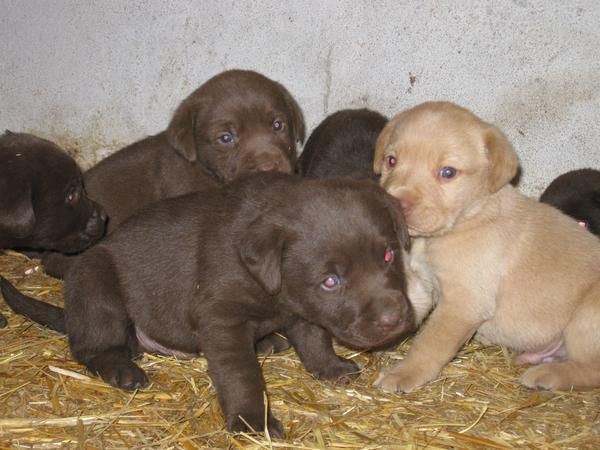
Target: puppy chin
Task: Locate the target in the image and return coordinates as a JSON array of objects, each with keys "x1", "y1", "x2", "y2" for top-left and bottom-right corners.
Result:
[{"x1": 406, "y1": 215, "x2": 449, "y2": 238}]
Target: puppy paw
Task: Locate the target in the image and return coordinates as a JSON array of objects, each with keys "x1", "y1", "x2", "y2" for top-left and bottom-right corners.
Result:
[
  {"x1": 519, "y1": 363, "x2": 576, "y2": 391},
  {"x1": 373, "y1": 361, "x2": 435, "y2": 393},
  {"x1": 227, "y1": 411, "x2": 285, "y2": 439},
  {"x1": 312, "y1": 357, "x2": 360, "y2": 383},
  {"x1": 98, "y1": 362, "x2": 149, "y2": 391}
]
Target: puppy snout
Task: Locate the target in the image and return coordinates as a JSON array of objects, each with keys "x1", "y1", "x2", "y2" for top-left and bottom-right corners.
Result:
[
  {"x1": 86, "y1": 204, "x2": 108, "y2": 238},
  {"x1": 94, "y1": 206, "x2": 108, "y2": 223},
  {"x1": 257, "y1": 160, "x2": 277, "y2": 172},
  {"x1": 376, "y1": 311, "x2": 402, "y2": 332}
]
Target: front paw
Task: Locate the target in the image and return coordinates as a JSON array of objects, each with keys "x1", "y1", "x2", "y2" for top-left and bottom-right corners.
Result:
[
  {"x1": 374, "y1": 361, "x2": 436, "y2": 393},
  {"x1": 227, "y1": 410, "x2": 285, "y2": 439},
  {"x1": 311, "y1": 357, "x2": 360, "y2": 383}
]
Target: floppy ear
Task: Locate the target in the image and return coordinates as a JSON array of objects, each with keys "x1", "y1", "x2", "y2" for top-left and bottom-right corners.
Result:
[
  {"x1": 166, "y1": 97, "x2": 201, "y2": 162},
  {"x1": 484, "y1": 124, "x2": 519, "y2": 193},
  {"x1": 238, "y1": 217, "x2": 286, "y2": 295},
  {"x1": 0, "y1": 182, "x2": 36, "y2": 238},
  {"x1": 373, "y1": 123, "x2": 395, "y2": 175},
  {"x1": 280, "y1": 85, "x2": 306, "y2": 144},
  {"x1": 383, "y1": 193, "x2": 411, "y2": 251}
]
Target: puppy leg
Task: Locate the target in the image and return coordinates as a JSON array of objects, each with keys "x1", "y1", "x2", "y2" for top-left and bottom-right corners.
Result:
[
  {"x1": 66, "y1": 251, "x2": 148, "y2": 391},
  {"x1": 520, "y1": 285, "x2": 600, "y2": 390},
  {"x1": 42, "y1": 252, "x2": 76, "y2": 279},
  {"x1": 286, "y1": 320, "x2": 360, "y2": 382},
  {"x1": 203, "y1": 330, "x2": 284, "y2": 438},
  {"x1": 375, "y1": 299, "x2": 482, "y2": 392}
]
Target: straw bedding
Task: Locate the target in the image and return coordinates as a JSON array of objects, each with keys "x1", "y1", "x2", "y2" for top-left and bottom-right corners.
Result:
[{"x1": 1, "y1": 250, "x2": 599, "y2": 449}]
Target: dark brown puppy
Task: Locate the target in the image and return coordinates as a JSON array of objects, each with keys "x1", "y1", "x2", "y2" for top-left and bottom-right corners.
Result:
[
  {"x1": 87, "y1": 69, "x2": 304, "y2": 232},
  {"x1": 42, "y1": 69, "x2": 304, "y2": 277},
  {"x1": 3, "y1": 172, "x2": 415, "y2": 437},
  {"x1": 296, "y1": 108, "x2": 387, "y2": 179},
  {"x1": 540, "y1": 168, "x2": 600, "y2": 236},
  {"x1": 0, "y1": 131, "x2": 106, "y2": 253}
]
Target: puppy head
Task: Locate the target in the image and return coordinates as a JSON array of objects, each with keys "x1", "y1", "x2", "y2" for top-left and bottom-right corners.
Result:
[
  {"x1": 296, "y1": 108, "x2": 388, "y2": 179},
  {"x1": 540, "y1": 169, "x2": 600, "y2": 236},
  {"x1": 0, "y1": 131, "x2": 106, "y2": 252},
  {"x1": 239, "y1": 177, "x2": 415, "y2": 349},
  {"x1": 554, "y1": 191, "x2": 600, "y2": 237},
  {"x1": 373, "y1": 102, "x2": 519, "y2": 237},
  {"x1": 166, "y1": 70, "x2": 305, "y2": 182}
]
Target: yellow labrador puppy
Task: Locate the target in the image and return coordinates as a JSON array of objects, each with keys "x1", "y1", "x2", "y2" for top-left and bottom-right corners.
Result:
[{"x1": 373, "y1": 101, "x2": 600, "y2": 392}]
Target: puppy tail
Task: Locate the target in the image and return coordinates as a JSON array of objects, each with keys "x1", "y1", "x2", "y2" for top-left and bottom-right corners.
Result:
[{"x1": 0, "y1": 276, "x2": 66, "y2": 333}]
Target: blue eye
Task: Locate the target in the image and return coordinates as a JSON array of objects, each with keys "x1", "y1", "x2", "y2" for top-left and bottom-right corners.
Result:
[
  {"x1": 439, "y1": 166, "x2": 457, "y2": 179},
  {"x1": 321, "y1": 274, "x2": 341, "y2": 291},
  {"x1": 217, "y1": 132, "x2": 234, "y2": 144}
]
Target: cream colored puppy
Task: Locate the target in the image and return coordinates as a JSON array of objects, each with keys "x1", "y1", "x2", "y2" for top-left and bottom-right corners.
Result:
[{"x1": 373, "y1": 101, "x2": 600, "y2": 392}]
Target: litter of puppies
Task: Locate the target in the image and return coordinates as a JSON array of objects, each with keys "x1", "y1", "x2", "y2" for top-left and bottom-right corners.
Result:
[{"x1": 1, "y1": 69, "x2": 599, "y2": 448}]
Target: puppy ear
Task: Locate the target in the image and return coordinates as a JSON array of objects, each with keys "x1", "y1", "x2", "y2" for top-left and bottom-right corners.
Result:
[
  {"x1": 373, "y1": 123, "x2": 395, "y2": 175},
  {"x1": 166, "y1": 98, "x2": 200, "y2": 162},
  {"x1": 484, "y1": 124, "x2": 519, "y2": 193},
  {"x1": 280, "y1": 85, "x2": 306, "y2": 144},
  {"x1": 238, "y1": 218, "x2": 286, "y2": 295},
  {"x1": 382, "y1": 192, "x2": 411, "y2": 251},
  {"x1": 0, "y1": 182, "x2": 36, "y2": 238}
]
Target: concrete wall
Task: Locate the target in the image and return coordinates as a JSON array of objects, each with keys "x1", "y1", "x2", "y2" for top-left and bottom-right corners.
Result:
[{"x1": 1, "y1": 0, "x2": 599, "y2": 195}]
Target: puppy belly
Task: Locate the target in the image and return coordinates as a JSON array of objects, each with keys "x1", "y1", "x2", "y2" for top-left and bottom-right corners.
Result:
[
  {"x1": 513, "y1": 338, "x2": 567, "y2": 365},
  {"x1": 475, "y1": 323, "x2": 567, "y2": 365},
  {"x1": 135, "y1": 326, "x2": 197, "y2": 359}
]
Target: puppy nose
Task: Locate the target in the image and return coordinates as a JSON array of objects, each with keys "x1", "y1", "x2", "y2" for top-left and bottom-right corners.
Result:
[
  {"x1": 376, "y1": 311, "x2": 401, "y2": 332},
  {"x1": 258, "y1": 161, "x2": 277, "y2": 172},
  {"x1": 93, "y1": 206, "x2": 108, "y2": 223}
]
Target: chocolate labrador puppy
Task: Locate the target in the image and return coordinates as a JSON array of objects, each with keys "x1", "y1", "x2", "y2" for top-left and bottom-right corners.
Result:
[
  {"x1": 0, "y1": 131, "x2": 106, "y2": 252},
  {"x1": 540, "y1": 168, "x2": 600, "y2": 236},
  {"x1": 2, "y1": 172, "x2": 415, "y2": 437},
  {"x1": 42, "y1": 69, "x2": 305, "y2": 277},
  {"x1": 0, "y1": 131, "x2": 106, "y2": 327},
  {"x1": 296, "y1": 108, "x2": 387, "y2": 179}
]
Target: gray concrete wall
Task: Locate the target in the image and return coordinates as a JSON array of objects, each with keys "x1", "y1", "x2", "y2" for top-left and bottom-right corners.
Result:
[{"x1": 1, "y1": 0, "x2": 599, "y2": 195}]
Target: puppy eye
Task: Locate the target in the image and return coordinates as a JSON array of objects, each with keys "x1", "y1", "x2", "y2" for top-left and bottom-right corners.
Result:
[
  {"x1": 439, "y1": 166, "x2": 457, "y2": 179},
  {"x1": 387, "y1": 155, "x2": 397, "y2": 168},
  {"x1": 321, "y1": 274, "x2": 341, "y2": 291},
  {"x1": 384, "y1": 247, "x2": 396, "y2": 264},
  {"x1": 217, "y1": 132, "x2": 234, "y2": 144},
  {"x1": 272, "y1": 119, "x2": 286, "y2": 132},
  {"x1": 65, "y1": 187, "x2": 80, "y2": 205}
]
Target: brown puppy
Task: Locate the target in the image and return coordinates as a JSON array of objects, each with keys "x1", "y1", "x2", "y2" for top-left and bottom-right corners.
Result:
[
  {"x1": 0, "y1": 131, "x2": 106, "y2": 252},
  {"x1": 2, "y1": 172, "x2": 415, "y2": 437},
  {"x1": 372, "y1": 101, "x2": 600, "y2": 392},
  {"x1": 84, "y1": 70, "x2": 304, "y2": 233},
  {"x1": 296, "y1": 108, "x2": 387, "y2": 180},
  {"x1": 42, "y1": 69, "x2": 305, "y2": 277},
  {"x1": 540, "y1": 168, "x2": 600, "y2": 236}
]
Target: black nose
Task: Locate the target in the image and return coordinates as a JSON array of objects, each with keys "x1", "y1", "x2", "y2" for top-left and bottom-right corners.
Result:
[{"x1": 376, "y1": 311, "x2": 401, "y2": 332}]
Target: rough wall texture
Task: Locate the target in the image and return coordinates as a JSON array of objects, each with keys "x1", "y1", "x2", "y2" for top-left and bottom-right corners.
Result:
[{"x1": 1, "y1": 0, "x2": 598, "y2": 195}]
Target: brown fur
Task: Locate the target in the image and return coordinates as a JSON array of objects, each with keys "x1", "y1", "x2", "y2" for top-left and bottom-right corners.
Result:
[
  {"x1": 3, "y1": 173, "x2": 416, "y2": 437},
  {"x1": 373, "y1": 101, "x2": 600, "y2": 392}
]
